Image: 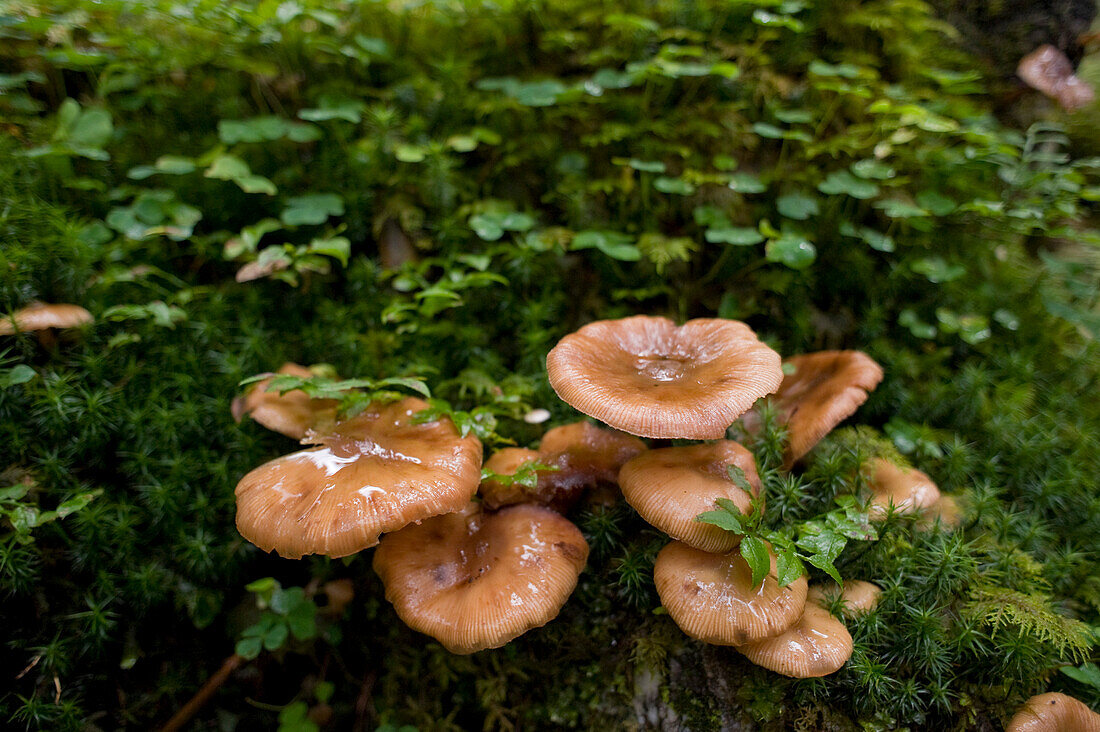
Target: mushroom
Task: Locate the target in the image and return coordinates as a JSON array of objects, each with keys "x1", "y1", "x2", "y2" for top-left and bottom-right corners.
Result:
[
  {"x1": 232, "y1": 363, "x2": 339, "y2": 441},
  {"x1": 742, "y1": 350, "x2": 883, "y2": 467},
  {"x1": 619, "y1": 441, "x2": 761, "y2": 553},
  {"x1": 479, "y1": 447, "x2": 543, "y2": 510},
  {"x1": 867, "y1": 458, "x2": 941, "y2": 518},
  {"x1": 1018, "y1": 45, "x2": 1096, "y2": 112},
  {"x1": 654, "y1": 540, "x2": 807, "y2": 645},
  {"x1": 0, "y1": 302, "x2": 93, "y2": 335},
  {"x1": 808, "y1": 579, "x2": 881, "y2": 616},
  {"x1": 479, "y1": 422, "x2": 646, "y2": 511},
  {"x1": 372, "y1": 502, "x2": 589, "y2": 654},
  {"x1": 546, "y1": 316, "x2": 783, "y2": 439},
  {"x1": 736, "y1": 599, "x2": 854, "y2": 678},
  {"x1": 1006, "y1": 692, "x2": 1100, "y2": 732},
  {"x1": 920, "y1": 494, "x2": 962, "y2": 529},
  {"x1": 235, "y1": 397, "x2": 482, "y2": 559}
]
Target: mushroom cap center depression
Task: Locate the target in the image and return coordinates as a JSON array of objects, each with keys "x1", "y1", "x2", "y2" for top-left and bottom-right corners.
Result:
[{"x1": 635, "y1": 355, "x2": 690, "y2": 383}]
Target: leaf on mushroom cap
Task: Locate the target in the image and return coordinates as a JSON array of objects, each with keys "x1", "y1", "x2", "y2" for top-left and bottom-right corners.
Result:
[
  {"x1": 868, "y1": 458, "x2": 941, "y2": 518},
  {"x1": 809, "y1": 579, "x2": 882, "y2": 616},
  {"x1": 480, "y1": 422, "x2": 646, "y2": 512},
  {"x1": 1006, "y1": 692, "x2": 1100, "y2": 732},
  {"x1": 0, "y1": 302, "x2": 93, "y2": 335},
  {"x1": 479, "y1": 447, "x2": 543, "y2": 510},
  {"x1": 743, "y1": 350, "x2": 883, "y2": 467},
  {"x1": 1018, "y1": 45, "x2": 1096, "y2": 112},
  {"x1": 372, "y1": 502, "x2": 589, "y2": 654},
  {"x1": 232, "y1": 363, "x2": 339, "y2": 440},
  {"x1": 235, "y1": 397, "x2": 482, "y2": 559},
  {"x1": 546, "y1": 316, "x2": 783, "y2": 439},
  {"x1": 736, "y1": 601, "x2": 854, "y2": 678},
  {"x1": 620, "y1": 441, "x2": 761, "y2": 553},
  {"x1": 654, "y1": 540, "x2": 806, "y2": 646}
]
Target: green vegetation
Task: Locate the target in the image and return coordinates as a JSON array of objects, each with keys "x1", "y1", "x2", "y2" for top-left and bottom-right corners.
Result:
[{"x1": 2, "y1": 0, "x2": 1099, "y2": 729}]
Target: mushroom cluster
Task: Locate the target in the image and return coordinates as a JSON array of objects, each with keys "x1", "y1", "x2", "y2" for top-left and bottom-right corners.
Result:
[
  {"x1": 544, "y1": 317, "x2": 959, "y2": 678},
  {"x1": 231, "y1": 367, "x2": 596, "y2": 653}
]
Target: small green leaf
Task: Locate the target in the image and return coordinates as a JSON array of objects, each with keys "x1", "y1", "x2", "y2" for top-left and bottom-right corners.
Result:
[
  {"x1": 626, "y1": 159, "x2": 666, "y2": 174},
  {"x1": 766, "y1": 234, "x2": 816, "y2": 269},
  {"x1": 775, "y1": 548, "x2": 805, "y2": 587},
  {"x1": 263, "y1": 621, "x2": 289, "y2": 651},
  {"x1": 776, "y1": 192, "x2": 819, "y2": 220},
  {"x1": 0, "y1": 364, "x2": 36, "y2": 388},
  {"x1": 728, "y1": 173, "x2": 766, "y2": 193},
  {"x1": 571, "y1": 230, "x2": 641, "y2": 261},
  {"x1": 705, "y1": 227, "x2": 764, "y2": 246},
  {"x1": 281, "y1": 194, "x2": 344, "y2": 226},
  {"x1": 726, "y1": 465, "x2": 754, "y2": 493},
  {"x1": 1061, "y1": 662, "x2": 1100, "y2": 691},
  {"x1": 654, "y1": 177, "x2": 695, "y2": 195},
  {"x1": 818, "y1": 170, "x2": 880, "y2": 199},
  {"x1": 695, "y1": 507, "x2": 743, "y2": 534},
  {"x1": 740, "y1": 536, "x2": 770, "y2": 589},
  {"x1": 911, "y1": 257, "x2": 965, "y2": 284},
  {"x1": 307, "y1": 236, "x2": 351, "y2": 266},
  {"x1": 915, "y1": 190, "x2": 956, "y2": 216},
  {"x1": 235, "y1": 636, "x2": 263, "y2": 660}
]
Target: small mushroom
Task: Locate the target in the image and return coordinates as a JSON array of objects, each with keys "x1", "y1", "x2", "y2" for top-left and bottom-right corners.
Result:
[
  {"x1": 480, "y1": 422, "x2": 646, "y2": 511},
  {"x1": 1006, "y1": 692, "x2": 1100, "y2": 732},
  {"x1": 372, "y1": 502, "x2": 589, "y2": 654},
  {"x1": 742, "y1": 350, "x2": 883, "y2": 467},
  {"x1": 546, "y1": 316, "x2": 783, "y2": 439},
  {"x1": 868, "y1": 458, "x2": 941, "y2": 518},
  {"x1": 920, "y1": 494, "x2": 962, "y2": 529},
  {"x1": 736, "y1": 600, "x2": 854, "y2": 678},
  {"x1": 232, "y1": 363, "x2": 339, "y2": 440},
  {"x1": 235, "y1": 397, "x2": 482, "y2": 559},
  {"x1": 479, "y1": 447, "x2": 542, "y2": 509},
  {"x1": 654, "y1": 540, "x2": 807, "y2": 645},
  {"x1": 0, "y1": 302, "x2": 93, "y2": 335},
  {"x1": 620, "y1": 441, "x2": 761, "y2": 553},
  {"x1": 808, "y1": 579, "x2": 881, "y2": 616},
  {"x1": 1018, "y1": 45, "x2": 1096, "y2": 112}
]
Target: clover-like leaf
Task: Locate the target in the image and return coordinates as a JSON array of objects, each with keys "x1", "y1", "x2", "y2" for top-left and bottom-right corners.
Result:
[
  {"x1": 281, "y1": 194, "x2": 344, "y2": 226},
  {"x1": 572, "y1": 230, "x2": 641, "y2": 261},
  {"x1": 766, "y1": 234, "x2": 816, "y2": 269}
]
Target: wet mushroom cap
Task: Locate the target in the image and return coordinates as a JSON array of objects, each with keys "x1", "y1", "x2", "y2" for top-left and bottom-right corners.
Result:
[
  {"x1": 744, "y1": 350, "x2": 883, "y2": 466},
  {"x1": 0, "y1": 302, "x2": 93, "y2": 335},
  {"x1": 538, "y1": 421, "x2": 646, "y2": 482},
  {"x1": 235, "y1": 397, "x2": 482, "y2": 559},
  {"x1": 868, "y1": 459, "x2": 941, "y2": 518},
  {"x1": 233, "y1": 363, "x2": 339, "y2": 440},
  {"x1": 808, "y1": 580, "x2": 882, "y2": 616},
  {"x1": 1006, "y1": 692, "x2": 1100, "y2": 732},
  {"x1": 921, "y1": 494, "x2": 962, "y2": 530},
  {"x1": 479, "y1": 447, "x2": 542, "y2": 510},
  {"x1": 620, "y1": 441, "x2": 761, "y2": 553},
  {"x1": 654, "y1": 540, "x2": 807, "y2": 645},
  {"x1": 546, "y1": 316, "x2": 783, "y2": 439},
  {"x1": 372, "y1": 502, "x2": 589, "y2": 654},
  {"x1": 737, "y1": 601, "x2": 854, "y2": 678}
]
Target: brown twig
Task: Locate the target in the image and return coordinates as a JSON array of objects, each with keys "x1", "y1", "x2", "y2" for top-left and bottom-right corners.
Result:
[{"x1": 160, "y1": 654, "x2": 243, "y2": 732}]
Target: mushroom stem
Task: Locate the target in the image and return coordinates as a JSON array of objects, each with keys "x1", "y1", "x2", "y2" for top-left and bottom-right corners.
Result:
[{"x1": 159, "y1": 653, "x2": 243, "y2": 732}]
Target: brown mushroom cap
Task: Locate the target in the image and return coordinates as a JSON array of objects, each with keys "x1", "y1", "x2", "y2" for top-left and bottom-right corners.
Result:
[
  {"x1": 232, "y1": 363, "x2": 339, "y2": 440},
  {"x1": 654, "y1": 540, "x2": 807, "y2": 645},
  {"x1": 868, "y1": 458, "x2": 941, "y2": 518},
  {"x1": 0, "y1": 302, "x2": 93, "y2": 335},
  {"x1": 372, "y1": 502, "x2": 589, "y2": 654},
  {"x1": 620, "y1": 441, "x2": 761, "y2": 553},
  {"x1": 808, "y1": 580, "x2": 882, "y2": 616},
  {"x1": 1006, "y1": 692, "x2": 1100, "y2": 732},
  {"x1": 479, "y1": 423, "x2": 646, "y2": 511},
  {"x1": 1018, "y1": 45, "x2": 1096, "y2": 112},
  {"x1": 743, "y1": 350, "x2": 883, "y2": 467},
  {"x1": 235, "y1": 397, "x2": 482, "y2": 559},
  {"x1": 546, "y1": 316, "x2": 783, "y2": 439},
  {"x1": 736, "y1": 601, "x2": 854, "y2": 678},
  {"x1": 920, "y1": 494, "x2": 962, "y2": 530},
  {"x1": 479, "y1": 447, "x2": 542, "y2": 509}
]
